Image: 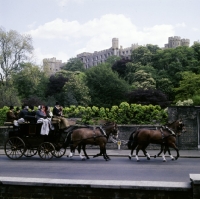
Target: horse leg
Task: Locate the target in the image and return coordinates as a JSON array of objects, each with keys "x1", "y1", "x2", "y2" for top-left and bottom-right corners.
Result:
[
  {"x1": 169, "y1": 143, "x2": 179, "y2": 160},
  {"x1": 141, "y1": 144, "x2": 150, "y2": 160},
  {"x1": 76, "y1": 144, "x2": 86, "y2": 160},
  {"x1": 69, "y1": 142, "x2": 78, "y2": 158},
  {"x1": 104, "y1": 147, "x2": 110, "y2": 160},
  {"x1": 82, "y1": 144, "x2": 90, "y2": 159},
  {"x1": 135, "y1": 146, "x2": 140, "y2": 162},
  {"x1": 166, "y1": 147, "x2": 175, "y2": 160},
  {"x1": 154, "y1": 144, "x2": 164, "y2": 158},
  {"x1": 142, "y1": 149, "x2": 151, "y2": 160},
  {"x1": 128, "y1": 143, "x2": 138, "y2": 160},
  {"x1": 162, "y1": 147, "x2": 167, "y2": 162}
]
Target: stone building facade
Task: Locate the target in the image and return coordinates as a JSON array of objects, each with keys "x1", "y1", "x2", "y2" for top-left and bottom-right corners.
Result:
[
  {"x1": 164, "y1": 36, "x2": 190, "y2": 49},
  {"x1": 77, "y1": 38, "x2": 140, "y2": 69},
  {"x1": 43, "y1": 36, "x2": 191, "y2": 73},
  {"x1": 43, "y1": 57, "x2": 66, "y2": 76}
]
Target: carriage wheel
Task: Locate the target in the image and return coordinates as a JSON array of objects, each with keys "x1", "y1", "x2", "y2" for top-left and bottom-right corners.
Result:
[
  {"x1": 38, "y1": 142, "x2": 55, "y2": 160},
  {"x1": 4, "y1": 137, "x2": 25, "y2": 160},
  {"x1": 52, "y1": 144, "x2": 66, "y2": 158},
  {"x1": 23, "y1": 148, "x2": 37, "y2": 157}
]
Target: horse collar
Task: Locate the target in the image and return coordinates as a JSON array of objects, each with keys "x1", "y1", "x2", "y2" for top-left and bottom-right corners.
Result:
[
  {"x1": 162, "y1": 126, "x2": 176, "y2": 136},
  {"x1": 98, "y1": 126, "x2": 108, "y2": 139}
]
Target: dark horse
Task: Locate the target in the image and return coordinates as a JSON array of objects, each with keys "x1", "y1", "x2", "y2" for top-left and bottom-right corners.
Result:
[
  {"x1": 127, "y1": 119, "x2": 186, "y2": 162},
  {"x1": 66, "y1": 122, "x2": 119, "y2": 161}
]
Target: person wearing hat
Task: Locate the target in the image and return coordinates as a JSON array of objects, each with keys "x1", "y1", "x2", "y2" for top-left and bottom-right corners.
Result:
[
  {"x1": 52, "y1": 102, "x2": 69, "y2": 129},
  {"x1": 6, "y1": 106, "x2": 16, "y2": 122},
  {"x1": 18, "y1": 105, "x2": 29, "y2": 119}
]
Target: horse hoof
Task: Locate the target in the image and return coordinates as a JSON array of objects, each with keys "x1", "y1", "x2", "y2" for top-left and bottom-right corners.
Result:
[
  {"x1": 137, "y1": 160, "x2": 140, "y2": 162},
  {"x1": 128, "y1": 156, "x2": 131, "y2": 160},
  {"x1": 87, "y1": 157, "x2": 90, "y2": 159},
  {"x1": 163, "y1": 160, "x2": 166, "y2": 162},
  {"x1": 154, "y1": 155, "x2": 157, "y2": 158},
  {"x1": 171, "y1": 158, "x2": 174, "y2": 161},
  {"x1": 147, "y1": 157, "x2": 150, "y2": 160},
  {"x1": 81, "y1": 158, "x2": 86, "y2": 161}
]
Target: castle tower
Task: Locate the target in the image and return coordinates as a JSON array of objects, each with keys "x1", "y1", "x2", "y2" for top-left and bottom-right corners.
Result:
[
  {"x1": 168, "y1": 36, "x2": 181, "y2": 48},
  {"x1": 112, "y1": 38, "x2": 119, "y2": 55},
  {"x1": 181, "y1": 39, "x2": 190, "y2": 47}
]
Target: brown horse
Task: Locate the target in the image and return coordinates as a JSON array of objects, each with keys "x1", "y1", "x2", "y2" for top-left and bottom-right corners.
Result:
[
  {"x1": 127, "y1": 119, "x2": 186, "y2": 162},
  {"x1": 68, "y1": 122, "x2": 119, "y2": 161}
]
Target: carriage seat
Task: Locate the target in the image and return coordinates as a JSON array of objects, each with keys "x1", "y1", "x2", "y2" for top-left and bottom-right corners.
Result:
[
  {"x1": 4, "y1": 122, "x2": 13, "y2": 126},
  {"x1": 24, "y1": 115, "x2": 37, "y2": 124}
]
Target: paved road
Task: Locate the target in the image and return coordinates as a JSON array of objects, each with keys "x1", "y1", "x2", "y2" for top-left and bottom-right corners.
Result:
[{"x1": 0, "y1": 154, "x2": 199, "y2": 183}]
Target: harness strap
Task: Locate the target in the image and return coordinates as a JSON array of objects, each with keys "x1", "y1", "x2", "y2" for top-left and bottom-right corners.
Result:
[
  {"x1": 162, "y1": 126, "x2": 176, "y2": 136},
  {"x1": 159, "y1": 128, "x2": 165, "y2": 143}
]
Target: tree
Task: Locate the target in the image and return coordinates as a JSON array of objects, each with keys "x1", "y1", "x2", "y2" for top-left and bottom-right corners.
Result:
[
  {"x1": 126, "y1": 89, "x2": 170, "y2": 108},
  {"x1": 174, "y1": 71, "x2": 200, "y2": 101},
  {"x1": 12, "y1": 63, "x2": 48, "y2": 100},
  {"x1": 62, "y1": 73, "x2": 91, "y2": 106},
  {"x1": 131, "y1": 46, "x2": 152, "y2": 65},
  {"x1": 86, "y1": 64, "x2": 130, "y2": 107},
  {"x1": 62, "y1": 57, "x2": 85, "y2": 72},
  {"x1": 111, "y1": 58, "x2": 132, "y2": 77},
  {"x1": 0, "y1": 84, "x2": 21, "y2": 107},
  {"x1": 46, "y1": 73, "x2": 69, "y2": 97},
  {"x1": 156, "y1": 78, "x2": 174, "y2": 101},
  {"x1": 0, "y1": 28, "x2": 33, "y2": 84},
  {"x1": 132, "y1": 70, "x2": 156, "y2": 90},
  {"x1": 105, "y1": 55, "x2": 121, "y2": 65}
]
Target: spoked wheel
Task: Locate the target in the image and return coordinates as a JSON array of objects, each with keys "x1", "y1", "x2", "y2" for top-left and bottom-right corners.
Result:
[
  {"x1": 38, "y1": 142, "x2": 55, "y2": 160},
  {"x1": 23, "y1": 148, "x2": 37, "y2": 157},
  {"x1": 52, "y1": 144, "x2": 66, "y2": 158},
  {"x1": 4, "y1": 137, "x2": 25, "y2": 160}
]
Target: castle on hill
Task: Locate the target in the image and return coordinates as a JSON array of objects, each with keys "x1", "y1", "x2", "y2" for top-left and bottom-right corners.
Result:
[{"x1": 43, "y1": 36, "x2": 190, "y2": 75}]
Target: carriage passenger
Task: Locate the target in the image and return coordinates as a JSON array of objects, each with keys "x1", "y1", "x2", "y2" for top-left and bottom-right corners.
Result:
[
  {"x1": 45, "y1": 106, "x2": 53, "y2": 118},
  {"x1": 18, "y1": 105, "x2": 29, "y2": 119},
  {"x1": 29, "y1": 105, "x2": 36, "y2": 116},
  {"x1": 36, "y1": 105, "x2": 54, "y2": 135},
  {"x1": 6, "y1": 106, "x2": 16, "y2": 122},
  {"x1": 35, "y1": 105, "x2": 47, "y2": 120},
  {"x1": 53, "y1": 102, "x2": 69, "y2": 130}
]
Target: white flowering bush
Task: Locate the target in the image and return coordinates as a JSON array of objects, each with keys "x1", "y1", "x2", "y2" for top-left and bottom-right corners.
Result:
[{"x1": 176, "y1": 99, "x2": 193, "y2": 106}]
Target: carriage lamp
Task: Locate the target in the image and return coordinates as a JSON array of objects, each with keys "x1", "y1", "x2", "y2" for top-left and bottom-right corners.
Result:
[{"x1": 117, "y1": 140, "x2": 121, "y2": 150}]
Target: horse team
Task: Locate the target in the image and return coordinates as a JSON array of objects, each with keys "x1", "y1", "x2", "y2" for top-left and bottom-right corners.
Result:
[{"x1": 65, "y1": 119, "x2": 186, "y2": 162}]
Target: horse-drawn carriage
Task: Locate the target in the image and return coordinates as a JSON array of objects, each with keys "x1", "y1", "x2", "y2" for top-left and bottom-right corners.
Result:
[
  {"x1": 4, "y1": 119, "x2": 119, "y2": 161},
  {"x1": 4, "y1": 120, "x2": 67, "y2": 160}
]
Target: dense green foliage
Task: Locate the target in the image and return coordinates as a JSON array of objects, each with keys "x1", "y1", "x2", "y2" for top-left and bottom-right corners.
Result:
[
  {"x1": 0, "y1": 103, "x2": 167, "y2": 126},
  {"x1": 1, "y1": 27, "x2": 200, "y2": 109}
]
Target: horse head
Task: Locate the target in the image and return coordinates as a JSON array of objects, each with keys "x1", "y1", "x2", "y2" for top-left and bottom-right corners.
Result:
[
  {"x1": 167, "y1": 119, "x2": 186, "y2": 136},
  {"x1": 103, "y1": 122, "x2": 119, "y2": 139}
]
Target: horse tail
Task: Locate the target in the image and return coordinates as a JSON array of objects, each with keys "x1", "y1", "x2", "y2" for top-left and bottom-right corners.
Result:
[{"x1": 127, "y1": 128, "x2": 139, "y2": 149}]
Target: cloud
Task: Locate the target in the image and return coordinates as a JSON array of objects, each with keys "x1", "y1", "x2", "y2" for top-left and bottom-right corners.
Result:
[
  {"x1": 57, "y1": 0, "x2": 83, "y2": 7},
  {"x1": 192, "y1": 27, "x2": 199, "y2": 32},
  {"x1": 32, "y1": 48, "x2": 69, "y2": 66},
  {"x1": 27, "y1": 14, "x2": 176, "y2": 64},
  {"x1": 175, "y1": 22, "x2": 186, "y2": 28}
]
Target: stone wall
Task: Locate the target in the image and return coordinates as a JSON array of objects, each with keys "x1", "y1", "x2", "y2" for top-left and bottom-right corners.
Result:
[
  {"x1": 0, "y1": 177, "x2": 193, "y2": 199},
  {"x1": 168, "y1": 106, "x2": 200, "y2": 149}
]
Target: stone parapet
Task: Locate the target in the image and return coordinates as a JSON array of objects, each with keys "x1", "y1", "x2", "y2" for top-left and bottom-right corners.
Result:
[{"x1": 0, "y1": 177, "x2": 192, "y2": 199}]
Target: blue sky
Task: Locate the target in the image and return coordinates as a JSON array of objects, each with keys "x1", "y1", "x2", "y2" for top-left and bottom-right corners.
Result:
[{"x1": 1, "y1": 0, "x2": 200, "y2": 65}]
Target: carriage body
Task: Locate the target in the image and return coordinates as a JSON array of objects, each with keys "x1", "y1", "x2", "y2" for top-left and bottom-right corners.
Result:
[{"x1": 4, "y1": 121, "x2": 66, "y2": 160}]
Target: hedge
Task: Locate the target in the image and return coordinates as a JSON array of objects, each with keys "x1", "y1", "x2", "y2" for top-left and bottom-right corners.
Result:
[{"x1": 0, "y1": 102, "x2": 168, "y2": 126}]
